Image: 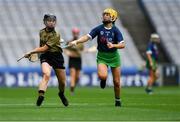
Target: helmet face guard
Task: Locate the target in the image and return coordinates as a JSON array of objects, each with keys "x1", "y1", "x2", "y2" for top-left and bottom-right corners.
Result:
[{"x1": 43, "y1": 14, "x2": 56, "y2": 29}]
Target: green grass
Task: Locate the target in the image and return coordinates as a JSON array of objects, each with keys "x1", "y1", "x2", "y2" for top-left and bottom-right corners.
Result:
[{"x1": 0, "y1": 86, "x2": 180, "y2": 121}]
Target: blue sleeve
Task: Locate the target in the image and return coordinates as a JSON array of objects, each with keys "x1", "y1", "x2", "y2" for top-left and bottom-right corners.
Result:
[
  {"x1": 147, "y1": 44, "x2": 151, "y2": 51},
  {"x1": 146, "y1": 43, "x2": 152, "y2": 54},
  {"x1": 88, "y1": 26, "x2": 100, "y2": 39},
  {"x1": 115, "y1": 27, "x2": 124, "y2": 43}
]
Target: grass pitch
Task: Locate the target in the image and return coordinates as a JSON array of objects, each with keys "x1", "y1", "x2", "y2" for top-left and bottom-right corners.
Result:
[{"x1": 0, "y1": 86, "x2": 180, "y2": 121}]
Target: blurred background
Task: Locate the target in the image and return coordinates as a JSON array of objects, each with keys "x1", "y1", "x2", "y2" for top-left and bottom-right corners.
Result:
[{"x1": 0, "y1": 0, "x2": 179, "y2": 87}]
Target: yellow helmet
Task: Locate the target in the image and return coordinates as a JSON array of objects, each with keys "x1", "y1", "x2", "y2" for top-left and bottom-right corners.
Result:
[{"x1": 103, "y1": 8, "x2": 118, "y2": 22}]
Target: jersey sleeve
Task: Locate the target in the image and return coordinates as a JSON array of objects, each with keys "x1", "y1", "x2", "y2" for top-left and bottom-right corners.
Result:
[
  {"x1": 87, "y1": 26, "x2": 100, "y2": 40},
  {"x1": 146, "y1": 43, "x2": 152, "y2": 54},
  {"x1": 115, "y1": 27, "x2": 124, "y2": 43},
  {"x1": 46, "y1": 33, "x2": 60, "y2": 48},
  {"x1": 39, "y1": 31, "x2": 41, "y2": 46},
  {"x1": 39, "y1": 30, "x2": 43, "y2": 47}
]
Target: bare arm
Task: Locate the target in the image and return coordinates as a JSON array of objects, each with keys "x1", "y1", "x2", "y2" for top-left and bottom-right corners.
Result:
[
  {"x1": 113, "y1": 42, "x2": 125, "y2": 49},
  {"x1": 69, "y1": 35, "x2": 90, "y2": 46},
  {"x1": 24, "y1": 45, "x2": 49, "y2": 58},
  {"x1": 63, "y1": 49, "x2": 74, "y2": 57},
  {"x1": 84, "y1": 45, "x2": 97, "y2": 53},
  {"x1": 29, "y1": 45, "x2": 49, "y2": 54},
  {"x1": 107, "y1": 41, "x2": 125, "y2": 49},
  {"x1": 146, "y1": 53, "x2": 153, "y2": 66}
]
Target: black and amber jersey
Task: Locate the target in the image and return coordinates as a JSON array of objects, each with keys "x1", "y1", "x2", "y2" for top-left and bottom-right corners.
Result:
[
  {"x1": 39, "y1": 28, "x2": 62, "y2": 53},
  {"x1": 66, "y1": 39, "x2": 84, "y2": 57}
]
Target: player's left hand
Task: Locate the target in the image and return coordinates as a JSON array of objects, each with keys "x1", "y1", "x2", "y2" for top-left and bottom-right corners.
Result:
[{"x1": 107, "y1": 42, "x2": 114, "y2": 49}]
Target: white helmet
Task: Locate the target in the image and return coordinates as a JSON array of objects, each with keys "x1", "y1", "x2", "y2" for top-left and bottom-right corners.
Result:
[{"x1": 150, "y1": 33, "x2": 160, "y2": 43}]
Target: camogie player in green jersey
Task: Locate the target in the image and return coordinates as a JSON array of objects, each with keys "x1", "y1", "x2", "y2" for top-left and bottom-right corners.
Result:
[
  {"x1": 69, "y1": 8, "x2": 125, "y2": 107},
  {"x1": 24, "y1": 14, "x2": 69, "y2": 107}
]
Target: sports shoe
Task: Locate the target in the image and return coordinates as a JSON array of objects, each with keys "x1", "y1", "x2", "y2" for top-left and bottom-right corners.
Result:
[
  {"x1": 100, "y1": 80, "x2": 106, "y2": 89},
  {"x1": 70, "y1": 87, "x2": 75, "y2": 96},
  {"x1": 36, "y1": 96, "x2": 44, "y2": 106},
  {"x1": 145, "y1": 88, "x2": 153, "y2": 94},
  {"x1": 58, "y1": 92, "x2": 69, "y2": 107},
  {"x1": 115, "y1": 100, "x2": 122, "y2": 107}
]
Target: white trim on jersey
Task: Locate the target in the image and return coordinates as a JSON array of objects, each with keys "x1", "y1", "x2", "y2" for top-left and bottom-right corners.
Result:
[
  {"x1": 119, "y1": 41, "x2": 125, "y2": 43},
  {"x1": 104, "y1": 26, "x2": 112, "y2": 30},
  {"x1": 87, "y1": 34, "x2": 92, "y2": 40},
  {"x1": 146, "y1": 50, "x2": 152, "y2": 54}
]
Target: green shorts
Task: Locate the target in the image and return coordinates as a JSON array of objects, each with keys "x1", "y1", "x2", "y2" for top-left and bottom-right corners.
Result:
[
  {"x1": 97, "y1": 51, "x2": 121, "y2": 67},
  {"x1": 146, "y1": 58, "x2": 157, "y2": 71}
]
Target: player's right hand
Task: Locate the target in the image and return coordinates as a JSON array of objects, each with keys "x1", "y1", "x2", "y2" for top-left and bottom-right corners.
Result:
[{"x1": 24, "y1": 52, "x2": 31, "y2": 58}]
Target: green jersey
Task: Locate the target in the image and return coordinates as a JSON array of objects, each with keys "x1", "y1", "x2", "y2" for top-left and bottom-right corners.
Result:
[{"x1": 39, "y1": 28, "x2": 62, "y2": 52}]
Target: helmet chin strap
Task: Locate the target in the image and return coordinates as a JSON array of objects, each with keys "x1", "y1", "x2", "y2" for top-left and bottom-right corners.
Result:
[
  {"x1": 102, "y1": 20, "x2": 112, "y2": 24},
  {"x1": 102, "y1": 16, "x2": 113, "y2": 24},
  {"x1": 47, "y1": 27, "x2": 54, "y2": 31},
  {"x1": 45, "y1": 26, "x2": 55, "y2": 32}
]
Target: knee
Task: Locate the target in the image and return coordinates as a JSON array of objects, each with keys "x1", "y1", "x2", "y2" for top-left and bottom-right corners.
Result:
[
  {"x1": 149, "y1": 75, "x2": 155, "y2": 81},
  {"x1": 58, "y1": 79, "x2": 66, "y2": 86},
  {"x1": 75, "y1": 77, "x2": 79, "y2": 82},
  {"x1": 61, "y1": 80, "x2": 65, "y2": 85},
  {"x1": 43, "y1": 72, "x2": 51, "y2": 81},
  {"x1": 98, "y1": 73, "x2": 107, "y2": 80},
  {"x1": 114, "y1": 81, "x2": 120, "y2": 88}
]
